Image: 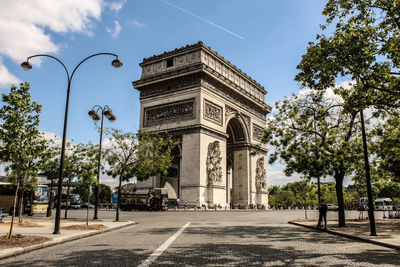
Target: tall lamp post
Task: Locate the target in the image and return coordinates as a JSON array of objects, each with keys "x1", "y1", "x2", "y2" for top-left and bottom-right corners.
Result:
[
  {"x1": 21, "y1": 53, "x2": 122, "y2": 234},
  {"x1": 88, "y1": 105, "x2": 116, "y2": 220}
]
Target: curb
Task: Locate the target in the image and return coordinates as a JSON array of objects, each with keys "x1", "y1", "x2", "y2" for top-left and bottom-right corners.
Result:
[
  {"x1": 288, "y1": 221, "x2": 400, "y2": 251},
  {"x1": 0, "y1": 221, "x2": 136, "y2": 260}
]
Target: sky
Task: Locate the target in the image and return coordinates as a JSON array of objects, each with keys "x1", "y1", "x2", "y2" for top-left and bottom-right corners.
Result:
[{"x1": 0, "y1": 0, "x2": 336, "y2": 188}]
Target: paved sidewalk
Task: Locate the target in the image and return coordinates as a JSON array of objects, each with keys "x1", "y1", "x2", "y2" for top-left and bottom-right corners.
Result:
[
  {"x1": 290, "y1": 219, "x2": 400, "y2": 251},
  {"x1": 0, "y1": 216, "x2": 135, "y2": 259}
]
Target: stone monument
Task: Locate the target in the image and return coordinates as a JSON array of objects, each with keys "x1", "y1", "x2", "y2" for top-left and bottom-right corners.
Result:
[{"x1": 133, "y1": 42, "x2": 268, "y2": 208}]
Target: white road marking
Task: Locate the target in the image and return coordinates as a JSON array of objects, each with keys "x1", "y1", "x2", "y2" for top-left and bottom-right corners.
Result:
[{"x1": 137, "y1": 222, "x2": 191, "y2": 267}]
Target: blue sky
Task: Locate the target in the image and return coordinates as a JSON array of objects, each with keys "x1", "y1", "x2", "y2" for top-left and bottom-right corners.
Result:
[{"x1": 0, "y1": 0, "x2": 330, "y2": 187}]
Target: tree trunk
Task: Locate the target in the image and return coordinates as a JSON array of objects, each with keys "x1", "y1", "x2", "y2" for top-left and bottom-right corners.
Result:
[
  {"x1": 116, "y1": 174, "x2": 123, "y2": 222},
  {"x1": 334, "y1": 171, "x2": 346, "y2": 227},
  {"x1": 18, "y1": 189, "x2": 24, "y2": 223},
  {"x1": 64, "y1": 178, "x2": 71, "y2": 219},
  {"x1": 304, "y1": 206, "x2": 307, "y2": 220},
  {"x1": 86, "y1": 187, "x2": 90, "y2": 226},
  {"x1": 8, "y1": 180, "x2": 20, "y2": 239},
  {"x1": 47, "y1": 177, "x2": 54, "y2": 217}
]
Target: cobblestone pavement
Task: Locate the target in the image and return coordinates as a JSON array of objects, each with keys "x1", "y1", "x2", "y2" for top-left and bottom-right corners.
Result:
[{"x1": 1, "y1": 211, "x2": 399, "y2": 266}]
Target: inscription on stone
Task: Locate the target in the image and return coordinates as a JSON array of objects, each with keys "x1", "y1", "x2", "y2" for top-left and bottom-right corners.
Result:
[
  {"x1": 253, "y1": 124, "x2": 264, "y2": 141},
  {"x1": 144, "y1": 99, "x2": 194, "y2": 126},
  {"x1": 204, "y1": 99, "x2": 222, "y2": 125}
]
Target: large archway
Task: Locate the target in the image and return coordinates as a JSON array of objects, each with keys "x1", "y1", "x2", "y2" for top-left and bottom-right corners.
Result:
[
  {"x1": 133, "y1": 42, "x2": 269, "y2": 208},
  {"x1": 226, "y1": 116, "x2": 250, "y2": 207}
]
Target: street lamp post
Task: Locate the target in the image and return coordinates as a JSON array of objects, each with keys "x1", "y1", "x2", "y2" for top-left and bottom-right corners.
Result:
[
  {"x1": 88, "y1": 105, "x2": 116, "y2": 220},
  {"x1": 21, "y1": 53, "x2": 122, "y2": 234}
]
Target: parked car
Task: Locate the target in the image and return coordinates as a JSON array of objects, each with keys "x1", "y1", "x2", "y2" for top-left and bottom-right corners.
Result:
[
  {"x1": 81, "y1": 203, "x2": 95, "y2": 209},
  {"x1": 326, "y1": 204, "x2": 338, "y2": 211}
]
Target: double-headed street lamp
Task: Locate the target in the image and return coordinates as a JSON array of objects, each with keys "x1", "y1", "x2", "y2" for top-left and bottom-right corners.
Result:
[
  {"x1": 88, "y1": 105, "x2": 116, "y2": 220},
  {"x1": 21, "y1": 53, "x2": 122, "y2": 234}
]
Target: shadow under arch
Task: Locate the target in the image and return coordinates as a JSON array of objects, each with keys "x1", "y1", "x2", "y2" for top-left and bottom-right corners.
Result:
[{"x1": 225, "y1": 114, "x2": 250, "y2": 207}]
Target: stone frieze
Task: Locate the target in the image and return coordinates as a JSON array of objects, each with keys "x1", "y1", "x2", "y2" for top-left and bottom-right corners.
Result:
[
  {"x1": 144, "y1": 99, "x2": 195, "y2": 126},
  {"x1": 253, "y1": 124, "x2": 265, "y2": 141},
  {"x1": 204, "y1": 99, "x2": 223, "y2": 126}
]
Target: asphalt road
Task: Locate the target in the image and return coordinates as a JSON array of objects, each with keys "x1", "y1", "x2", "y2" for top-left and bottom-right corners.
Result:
[{"x1": 1, "y1": 210, "x2": 399, "y2": 266}]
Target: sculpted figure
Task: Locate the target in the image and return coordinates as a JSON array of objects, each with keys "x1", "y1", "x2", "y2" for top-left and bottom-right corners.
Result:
[
  {"x1": 207, "y1": 141, "x2": 223, "y2": 184},
  {"x1": 255, "y1": 157, "x2": 267, "y2": 190}
]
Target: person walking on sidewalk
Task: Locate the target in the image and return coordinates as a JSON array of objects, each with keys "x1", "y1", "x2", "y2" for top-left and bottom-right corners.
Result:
[{"x1": 317, "y1": 199, "x2": 328, "y2": 229}]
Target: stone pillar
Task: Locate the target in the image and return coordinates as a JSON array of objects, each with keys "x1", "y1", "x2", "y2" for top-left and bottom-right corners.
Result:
[
  {"x1": 232, "y1": 148, "x2": 250, "y2": 206},
  {"x1": 226, "y1": 169, "x2": 231, "y2": 205},
  {"x1": 180, "y1": 133, "x2": 201, "y2": 206}
]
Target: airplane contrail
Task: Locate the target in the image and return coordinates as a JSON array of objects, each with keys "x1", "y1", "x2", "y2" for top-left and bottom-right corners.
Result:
[{"x1": 161, "y1": 0, "x2": 245, "y2": 40}]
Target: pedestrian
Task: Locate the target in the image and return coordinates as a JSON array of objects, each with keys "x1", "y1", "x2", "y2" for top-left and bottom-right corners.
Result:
[{"x1": 317, "y1": 199, "x2": 328, "y2": 229}]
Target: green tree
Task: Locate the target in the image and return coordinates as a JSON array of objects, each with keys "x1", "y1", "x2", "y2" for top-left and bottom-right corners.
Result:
[
  {"x1": 77, "y1": 161, "x2": 98, "y2": 226},
  {"x1": 98, "y1": 184, "x2": 112, "y2": 205},
  {"x1": 276, "y1": 191, "x2": 295, "y2": 208},
  {"x1": 379, "y1": 182, "x2": 400, "y2": 200},
  {"x1": 295, "y1": 0, "x2": 400, "y2": 110},
  {"x1": 264, "y1": 89, "x2": 363, "y2": 227},
  {"x1": 283, "y1": 181, "x2": 318, "y2": 207},
  {"x1": 105, "y1": 129, "x2": 177, "y2": 221},
  {"x1": 268, "y1": 186, "x2": 282, "y2": 208},
  {"x1": 41, "y1": 142, "x2": 86, "y2": 219},
  {"x1": 373, "y1": 114, "x2": 400, "y2": 180},
  {"x1": 0, "y1": 82, "x2": 48, "y2": 238}
]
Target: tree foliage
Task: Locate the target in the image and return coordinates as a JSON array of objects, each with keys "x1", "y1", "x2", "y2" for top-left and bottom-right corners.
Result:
[
  {"x1": 0, "y1": 82, "x2": 48, "y2": 238},
  {"x1": 295, "y1": 0, "x2": 400, "y2": 109},
  {"x1": 104, "y1": 129, "x2": 177, "y2": 221},
  {"x1": 264, "y1": 89, "x2": 363, "y2": 226},
  {"x1": 373, "y1": 113, "x2": 400, "y2": 180}
]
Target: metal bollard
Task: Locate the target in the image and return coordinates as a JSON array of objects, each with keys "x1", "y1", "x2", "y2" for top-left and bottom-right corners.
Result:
[{"x1": 0, "y1": 208, "x2": 3, "y2": 223}]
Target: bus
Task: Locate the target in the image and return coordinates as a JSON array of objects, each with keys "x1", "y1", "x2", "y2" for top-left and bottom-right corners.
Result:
[
  {"x1": 0, "y1": 182, "x2": 49, "y2": 216},
  {"x1": 375, "y1": 198, "x2": 393, "y2": 211},
  {"x1": 57, "y1": 194, "x2": 82, "y2": 209},
  {"x1": 120, "y1": 188, "x2": 168, "y2": 211}
]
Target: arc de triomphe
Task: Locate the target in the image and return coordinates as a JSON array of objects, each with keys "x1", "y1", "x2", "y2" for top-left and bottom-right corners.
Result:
[{"x1": 133, "y1": 42, "x2": 268, "y2": 208}]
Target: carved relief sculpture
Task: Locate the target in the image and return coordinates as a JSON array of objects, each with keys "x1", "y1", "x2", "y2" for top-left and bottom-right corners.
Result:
[
  {"x1": 253, "y1": 124, "x2": 265, "y2": 141},
  {"x1": 204, "y1": 100, "x2": 222, "y2": 125},
  {"x1": 207, "y1": 141, "x2": 223, "y2": 184},
  {"x1": 255, "y1": 157, "x2": 267, "y2": 191},
  {"x1": 144, "y1": 99, "x2": 194, "y2": 126}
]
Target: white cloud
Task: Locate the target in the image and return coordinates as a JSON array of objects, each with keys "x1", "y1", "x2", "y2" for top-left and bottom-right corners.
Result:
[
  {"x1": 0, "y1": 0, "x2": 103, "y2": 86},
  {"x1": 106, "y1": 20, "x2": 122, "y2": 38},
  {"x1": 0, "y1": 62, "x2": 20, "y2": 87},
  {"x1": 126, "y1": 20, "x2": 146, "y2": 28},
  {"x1": 106, "y1": 0, "x2": 127, "y2": 13}
]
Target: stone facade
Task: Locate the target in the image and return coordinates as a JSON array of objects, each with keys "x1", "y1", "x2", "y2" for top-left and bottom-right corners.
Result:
[{"x1": 133, "y1": 42, "x2": 268, "y2": 208}]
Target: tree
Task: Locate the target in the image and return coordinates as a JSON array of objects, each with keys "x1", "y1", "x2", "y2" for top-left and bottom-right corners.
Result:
[
  {"x1": 98, "y1": 184, "x2": 112, "y2": 205},
  {"x1": 263, "y1": 89, "x2": 363, "y2": 227},
  {"x1": 295, "y1": 0, "x2": 400, "y2": 110},
  {"x1": 373, "y1": 113, "x2": 400, "y2": 180},
  {"x1": 0, "y1": 82, "x2": 48, "y2": 238},
  {"x1": 276, "y1": 191, "x2": 295, "y2": 208},
  {"x1": 41, "y1": 141, "x2": 85, "y2": 219},
  {"x1": 105, "y1": 129, "x2": 177, "y2": 221},
  {"x1": 77, "y1": 161, "x2": 98, "y2": 226},
  {"x1": 284, "y1": 181, "x2": 318, "y2": 219},
  {"x1": 378, "y1": 182, "x2": 400, "y2": 200}
]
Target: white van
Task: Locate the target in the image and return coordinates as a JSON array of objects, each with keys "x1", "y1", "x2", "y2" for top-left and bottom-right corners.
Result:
[{"x1": 375, "y1": 198, "x2": 393, "y2": 210}]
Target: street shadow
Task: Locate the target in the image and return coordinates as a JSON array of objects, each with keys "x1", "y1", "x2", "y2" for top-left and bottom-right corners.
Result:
[
  {"x1": 2, "y1": 248, "x2": 147, "y2": 267},
  {"x1": 146, "y1": 225, "x2": 400, "y2": 266},
  {"x1": 143, "y1": 225, "x2": 350, "y2": 246}
]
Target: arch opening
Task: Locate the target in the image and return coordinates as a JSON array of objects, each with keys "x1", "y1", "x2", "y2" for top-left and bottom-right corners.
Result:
[{"x1": 226, "y1": 117, "x2": 249, "y2": 208}]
